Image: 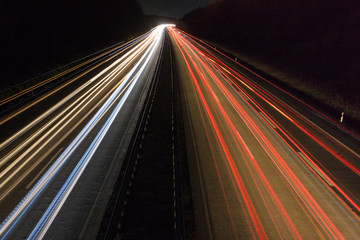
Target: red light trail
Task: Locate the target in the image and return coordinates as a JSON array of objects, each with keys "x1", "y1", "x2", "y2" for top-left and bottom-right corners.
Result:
[{"x1": 169, "y1": 26, "x2": 360, "y2": 239}]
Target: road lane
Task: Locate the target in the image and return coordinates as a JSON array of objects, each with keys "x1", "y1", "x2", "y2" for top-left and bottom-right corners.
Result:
[
  {"x1": 169, "y1": 27, "x2": 360, "y2": 239},
  {"x1": 0, "y1": 25, "x2": 169, "y2": 239},
  {"x1": 0, "y1": 30, "x2": 153, "y2": 209}
]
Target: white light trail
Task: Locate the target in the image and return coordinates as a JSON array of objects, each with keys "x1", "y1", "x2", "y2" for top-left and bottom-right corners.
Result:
[
  {"x1": 0, "y1": 27, "x2": 156, "y2": 200},
  {"x1": 28, "y1": 26, "x2": 165, "y2": 240},
  {"x1": 0, "y1": 25, "x2": 167, "y2": 239}
]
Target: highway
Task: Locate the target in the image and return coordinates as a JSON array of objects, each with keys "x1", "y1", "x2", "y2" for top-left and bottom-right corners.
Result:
[
  {"x1": 0, "y1": 25, "x2": 168, "y2": 239},
  {"x1": 169, "y1": 27, "x2": 360, "y2": 239},
  {"x1": 1, "y1": 24, "x2": 360, "y2": 239}
]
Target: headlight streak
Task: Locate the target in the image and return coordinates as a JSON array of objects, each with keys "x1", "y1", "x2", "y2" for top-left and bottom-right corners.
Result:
[
  {"x1": 0, "y1": 34, "x2": 151, "y2": 127},
  {"x1": 0, "y1": 41, "x2": 122, "y2": 107},
  {"x1": 169, "y1": 27, "x2": 360, "y2": 239},
  {"x1": 0, "y1": 38, "x2": 153, "y2": 203},
  {"x1": 28, "y1": 26, "x2": 165, "y2": 240},
  {"x1": 0, "y1": 25, "x2": 166, "y2": 238},
  {"x1": 0, "y1": 41, "x2": 136, "y2": 152},
  {"x1": 0, "y1": 30, "x2": 151, "y2": 150},
  {"x1": 0, "y1": 31, "x2": 154, "y2": 180}
]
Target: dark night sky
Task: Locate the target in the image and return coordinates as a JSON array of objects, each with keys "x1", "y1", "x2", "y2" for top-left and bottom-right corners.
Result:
[{"x1": 137, "y1": 0, "x2": 208, "y2": 18}]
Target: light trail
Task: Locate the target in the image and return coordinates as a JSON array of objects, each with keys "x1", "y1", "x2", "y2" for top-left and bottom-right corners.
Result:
[
  {"x1": 0, "y1": 32, "x2": 155, "y2": 200},
  {"x1": 172, "y1": 29, "x2": 268, "y2": 239},
  {"x1": 169, "y1": 26, "x2": 360, "y2": 239},
  {"x1": 1, "y1": 23, "x2": 359, "y2": 239},
  {"x1": 176, "y1": 28, "x2": 360, "y2": 139},
  {"x1": 28, "y1": 27, "x2": 165, "y2": 239},
  {"x1": 177, "y1": 27, "x2": 360, "y2": 212},
  {"x1": 206, "y1": 48, "x2": 360, "y2": 213},
  {"x1": 0, "y1": 25, "x2": 169, "y2": 238},
  {"x1": 0, "y1": 31, "x2": 149, "y2": 108},
  {"x1": 0, "y1": 29, "x2": 152, "y2": 151},
  {"x1": 0, "y1": 34, "x2": 150, "y2": 126},
  {"x1": 173, "y1": 30, "x2": 305, "y2": 238}
]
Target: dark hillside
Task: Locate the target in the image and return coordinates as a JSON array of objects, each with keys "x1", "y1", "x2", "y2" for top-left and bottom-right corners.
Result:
[
  {"x1": 182, "y1": 0, "x2": 360, "y2": 120},
  {"x1": 0, "y1": 0, "x2": 153, "y2": 89}
]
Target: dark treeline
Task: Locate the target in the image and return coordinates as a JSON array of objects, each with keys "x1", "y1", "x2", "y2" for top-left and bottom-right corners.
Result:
[
  {"x1": 0, "y1": 0, "x2": 167, "y2": 90},
  {"x1": 182, "y1": 0, "x2": 360, "y2": 113}
]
